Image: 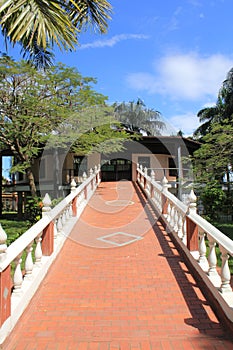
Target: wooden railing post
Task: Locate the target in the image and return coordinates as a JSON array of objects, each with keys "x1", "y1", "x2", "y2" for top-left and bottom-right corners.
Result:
[
  {"x1": 0, "y1": 225, "x2": 11, "y2": 326},
  {"x1": 161, "y1": 176, "x2": 169, "y2": 215},
  {"x1": 186, "y1": 217, "x2": 198, "y2": 251},
  {"x1": 144, "y1": 167, "x2": 147, "y2": 190},
  {"x1": 42, "y1": 194, "x2": 54, "y2": 256},
  {"x1": 150, "y1": 170, "x2": 155, "y2": 198},
  {"x1": 186, "y1": 190, "x2": 198, "y2": 252},
  {"x1": 70, "y1": 179, "x2": 77, "y2": 217}
]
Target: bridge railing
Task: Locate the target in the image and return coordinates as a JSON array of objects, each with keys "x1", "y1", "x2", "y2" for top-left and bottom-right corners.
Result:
[
  {"x1": 0, "y1": 165, "x2": 101, "y2": 344},
  {"x1": 137, "y1": 164, "x2": 233, "y2": 326}
]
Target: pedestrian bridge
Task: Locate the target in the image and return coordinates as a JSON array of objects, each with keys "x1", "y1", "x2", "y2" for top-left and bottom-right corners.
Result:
[{"x1": 1, "y1": 165, "x2": 233, "y2": 349}]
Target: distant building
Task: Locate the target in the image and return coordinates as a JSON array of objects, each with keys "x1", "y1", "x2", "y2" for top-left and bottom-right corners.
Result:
[{"x1": 0, "y1": 136, "x2": 200, "y2": 216}]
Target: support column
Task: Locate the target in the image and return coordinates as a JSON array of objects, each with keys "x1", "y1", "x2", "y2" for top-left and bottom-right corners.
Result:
[
  {"x1": 186, "y1": 217, "x2": 198, "y2": 251},
  {"x1": 0, "y1": 266, "x2": 11, "y2": 326},
  {"x1": 0, "y1": 156, "x2": 2, "y2": 217},
  {"x1": 186, "y1": 189, "x2": 199, "y2": 253},
  {"x1": 42, "y1": 222, "x2": 54, "y2": 256}
]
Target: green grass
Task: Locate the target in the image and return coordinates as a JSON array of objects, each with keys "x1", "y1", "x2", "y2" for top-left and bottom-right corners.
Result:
[
  {"x1": 213, "y1": 223, "x2": 233, "y2": 240},
  {"x1": 205, "y1": 222, "x2": 233, "y2": 274},
  {"x1": 0, "y1": 218, "x2": 29, "y2": 245},
  {"x1": 0, "y1": 218, "x2": 32, "y2": 277}
]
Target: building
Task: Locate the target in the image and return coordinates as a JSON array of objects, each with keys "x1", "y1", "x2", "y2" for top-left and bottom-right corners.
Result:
[{"x1": 0, "y1": 136, "x2": 200, "y2": 216}]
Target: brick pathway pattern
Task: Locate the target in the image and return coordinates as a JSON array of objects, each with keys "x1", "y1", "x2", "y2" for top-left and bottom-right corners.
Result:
[{"x1": 3, "y1": 182, "x2": 233, "y2": 350}]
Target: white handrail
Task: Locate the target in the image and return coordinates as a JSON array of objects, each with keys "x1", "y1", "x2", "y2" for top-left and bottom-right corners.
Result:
[
  {"x1": 137, "y1": 164, "x2": 233, "y2": 311},
  {"x1": 0, "y1": 165, "x2": 101, "y2": 344}
]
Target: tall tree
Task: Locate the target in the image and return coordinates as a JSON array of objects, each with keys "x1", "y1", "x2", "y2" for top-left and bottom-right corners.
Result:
[
  {"x1": 193, "y1": 68, "x2": 233, "y2": 220},
  {"x1": 193, "y1": 119, "x2": 233, "y2": 220},
  {"x1": 194, "y1": 68, "x2": 233, "y2": 139},
  {"x1": 0, "y1": 56, "x2": 132, "y2": 197},
  {"x1": 113, "y1": 98, "x2": 165, "y2": 136},
  {"x1": 0, "y1": 0, "x2": 112, "y2": 67}
]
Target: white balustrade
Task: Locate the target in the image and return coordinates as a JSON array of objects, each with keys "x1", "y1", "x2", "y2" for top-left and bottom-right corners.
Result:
[
  {"x1": 0, "y1": 165, "x2": 101, "y2": 343},
  {"x1": 136, "y1": 164, "x2": 233, "y2": 309}
]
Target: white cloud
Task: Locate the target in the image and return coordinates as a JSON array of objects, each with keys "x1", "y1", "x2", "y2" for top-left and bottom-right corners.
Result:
[
  {"x1": 126, "y1": 52, "x2": 233, "y2": 101},
  {"x1": 79, "y1": 34, "x2": 149, "y2": 49},
  {"x1": 168, "y1": 112, "x2": 201, "y2": 136}
]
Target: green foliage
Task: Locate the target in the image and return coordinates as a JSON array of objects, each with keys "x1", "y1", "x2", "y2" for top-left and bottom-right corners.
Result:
[
  {"x1": 0, "y1": 56, "x2": 134, "y2": 196},
  {"x1": 24, "y1": 196, "x2": 42, "y2": 226},
  {"x1": 0, "y1": 0, "x2": 112, "y2": 67},
  {"x1": 113, "y1": 98, "x2": 165, "y2": 136},
  {"x1": 199, "y1": 181, "x2": 227, "y2": 221}
]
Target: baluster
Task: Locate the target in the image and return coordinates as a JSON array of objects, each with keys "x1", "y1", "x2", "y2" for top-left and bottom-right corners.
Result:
[
  {"x1": 69, "y1": 202, "x2": 73, "y2": 217},
  {"x1": 198, "y1": 230, "x2": 208, "y2": 270},
  {"x1": 167, "y1": 202, "x2": 171, "y2": 223},
  {"x1": 181, "y1": 216, "x2": 187, "y2": 244},
  {"x1": 0, "y1": 224, "x2": 7, "y2": 262},
  {"x1": 66, "y1": 205, "x2": 70, "y2": 220},
  {"x1": 207, "y1": 235, "x2": 218, "y2": 277},
  {"x1": 35, "y1": 232, "x2": 43, "y2": 265},
  {"x1": 169, "y1": 205, "x2": 174, "y2": 228},
  {"x1": 159, "y1": 192, "x2": 162, "y2": 212},
  {"x1": 177, "y1": 212, "x2": 183, "y2": 238},
  {"x1": 53, "y1": 218, "x2": 58, "y2": 239},
  {"x1": 171, "y1": 206, "x2": 176, "y2": 230},
  {"x1": 219, "y1": 246, "x2": 232, "y2": 293},
  {"x1": 13, "y1": 253, "x2": 23, "y2": 294},
  {"x1": 57, "y1": 215, "x2": 63, "y2": 236},
  {"x1": 173, "y1": 208, "x2": 178, "y2": 233},
  {"x1": 24, "y1": 242, "x2": 34, "y2": 278},
  {"x1": 62, "y1": 210, "x2": 66, "y2": 225}
]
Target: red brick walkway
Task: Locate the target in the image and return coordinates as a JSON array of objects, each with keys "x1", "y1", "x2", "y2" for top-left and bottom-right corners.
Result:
[{"x1": 3, "y1": 182, "x2": 233, "y2": 349}]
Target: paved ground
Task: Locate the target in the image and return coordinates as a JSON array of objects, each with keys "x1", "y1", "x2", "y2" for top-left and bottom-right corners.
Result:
[{"x1": 3, "y1": 181, "x2": 233, "y2": 349}]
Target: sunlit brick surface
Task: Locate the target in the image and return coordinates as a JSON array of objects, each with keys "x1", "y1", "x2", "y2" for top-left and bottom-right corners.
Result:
[{"x1": 3, "y1": 182, "x2": 233, "y2": 349}]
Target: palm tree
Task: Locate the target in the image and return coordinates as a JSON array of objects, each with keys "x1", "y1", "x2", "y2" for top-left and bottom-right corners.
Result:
[
  {"x1": 194, "y1": 67, "x2": 233, "y2": 138},
  {"x1": 0, "y1": 0, "x2": 112, "y2": 67},
  {"x1": 113, "y1": 98, "x2": 165, "y2": 136},
  {"x1": 193, "y1": 100, "x2": 222, "y2": 138}
]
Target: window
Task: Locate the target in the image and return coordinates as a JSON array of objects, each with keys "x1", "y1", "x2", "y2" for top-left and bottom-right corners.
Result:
[
  {"x1": 138, "y1": 156, "x2": 150, "y2": 169},
  {"x1": 169, "y1": 157, "x2": 177, "y2": 177},
  {"x1": 73, "y1": 156, "x2": 87, "y2": 176},
  {"x1": 39, "y1": 158, "x2": 45, "y2": 179}
]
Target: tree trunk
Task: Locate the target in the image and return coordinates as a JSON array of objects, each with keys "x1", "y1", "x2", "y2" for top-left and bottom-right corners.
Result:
[{"x1": 26, "y1": 168, "x2": 37, "y2": 197}]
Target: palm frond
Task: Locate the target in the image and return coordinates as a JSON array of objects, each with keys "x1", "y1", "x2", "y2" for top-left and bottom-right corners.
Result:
[{"x1": 0, "y1": 0, "x2": 77, "y2": 50}]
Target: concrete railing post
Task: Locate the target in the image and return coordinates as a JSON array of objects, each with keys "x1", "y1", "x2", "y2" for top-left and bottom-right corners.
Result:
[
  {"x1": 161, "y1": 176, "x2": 169, "y2": 215},
  {"x1": 42, "y1": 194, "x2": 54, "y2": 256},
  {"x1": 186, "y1": 189, "x2": 198, "y2": 253},
  {"x1": 0, "y1": 224, "x2": 11, "y2": 326},
  {"x1": 70, "y1": 179, "x2": 77, "y2": 216}
]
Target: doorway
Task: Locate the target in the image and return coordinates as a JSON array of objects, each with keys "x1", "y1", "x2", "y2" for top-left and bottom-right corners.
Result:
[{"x1": 101, "y1": 158, "x2": 132, "y2": 181}]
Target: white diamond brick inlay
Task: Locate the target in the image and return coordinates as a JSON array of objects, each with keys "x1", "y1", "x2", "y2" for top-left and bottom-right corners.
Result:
[
  {"x1": 105, "y1": 200, "x2": 134, "y2": 206},
  {"x1": 97, "y1": 232, "x2": 142, "y2": 247}
]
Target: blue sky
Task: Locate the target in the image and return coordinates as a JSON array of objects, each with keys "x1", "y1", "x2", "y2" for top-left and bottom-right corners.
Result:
[{"x1": 1, "y1": 0, "x2": 233, "y2": 136}]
